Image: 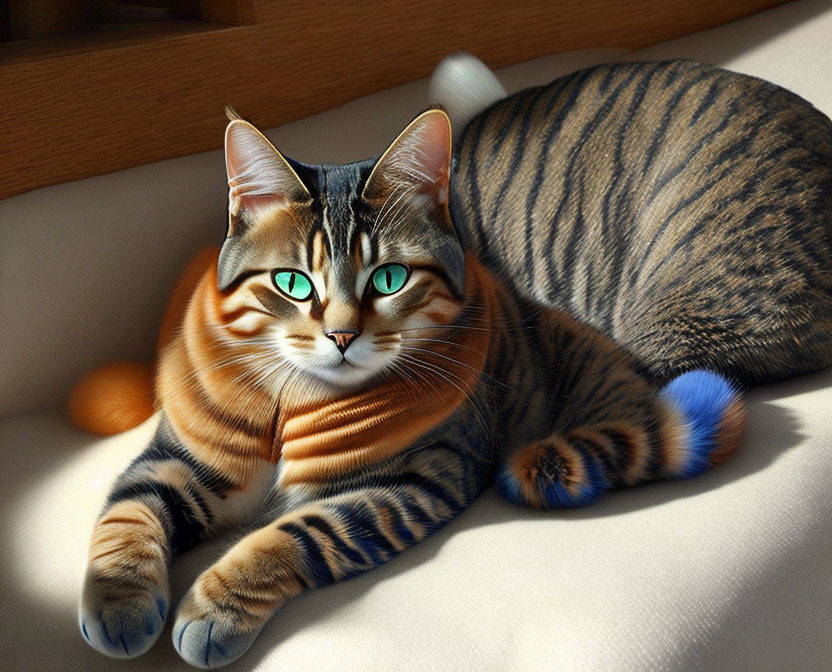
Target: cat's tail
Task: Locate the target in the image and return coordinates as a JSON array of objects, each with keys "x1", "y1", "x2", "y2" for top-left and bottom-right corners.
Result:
[
  {"x1": 429, "y1": 53, "x2": 507, "y2": 136},
  {"x1": 495, "y1": 370, "x2": 745, "y2": 509},
  {"x1": 68, "y1": 361, "x2": 155, "y2": 435},
  {"x1": 658, "y1": 370, "x2": 746, "y2": 479},
  {"x1": 67, "y1": 246, "x2": 220, "y2": 435}
]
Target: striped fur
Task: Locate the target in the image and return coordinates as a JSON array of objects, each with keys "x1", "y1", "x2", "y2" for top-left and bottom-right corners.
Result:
[
  {"x1": 446, "y1": 58, "x2": 832, "y2": 384},
  {"x1": 80, "y1": 58, "x2": 832, "y2": 667}
]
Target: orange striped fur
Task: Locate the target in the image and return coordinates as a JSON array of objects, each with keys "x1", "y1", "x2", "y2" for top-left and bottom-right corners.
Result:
[{"x1": 157, "y1": 261, "x2": 279, "y2": 486}]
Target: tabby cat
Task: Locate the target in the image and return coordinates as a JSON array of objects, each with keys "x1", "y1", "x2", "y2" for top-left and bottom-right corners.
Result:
[{"x1": 79, "y1": 56, "x2": 832, "y2": 668}]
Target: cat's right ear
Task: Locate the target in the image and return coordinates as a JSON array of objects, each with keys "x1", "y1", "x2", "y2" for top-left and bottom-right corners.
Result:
[
  {"x1": 224, "y1": 120, "x2": 310, "y2": 227},
  {"x1": 219, "y1": 121, "x2": 310, "y2": 291},
  {"x1": 362, "y1": 109, "x2": 453, "y2": 206}
]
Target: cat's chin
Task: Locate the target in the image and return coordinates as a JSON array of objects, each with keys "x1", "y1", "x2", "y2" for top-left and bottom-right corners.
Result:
[{"x1": 301, "y1": 360, "x2": 387, "y2": 392}]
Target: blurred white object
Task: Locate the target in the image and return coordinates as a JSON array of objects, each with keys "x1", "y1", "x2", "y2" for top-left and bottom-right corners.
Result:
[{"x1": 429, "y1": 53, "x2": 507, "y2": 136}]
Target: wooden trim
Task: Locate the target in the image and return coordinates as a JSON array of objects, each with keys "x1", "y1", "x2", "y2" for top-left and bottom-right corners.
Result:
[
  {"x1": 0, "y1": 0, "x2": 788, "y2": 199},
  {"x1": 0, "y1": 2, "x2": 9, "y2": 41},
  {"x1": 4, "y1": 0, "x2": 29, "y2": 40},
  {"x1": 200, "y1": 0, "x2": 254, "y2": 25}
]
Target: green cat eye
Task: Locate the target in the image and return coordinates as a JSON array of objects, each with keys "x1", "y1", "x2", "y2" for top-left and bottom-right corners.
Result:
[
  {"x1": 371, "y1": 263, "x2": 409, "y2": 295},
  {"x1": 273, "y1": 270, "x2": 313, "y2": 301}
]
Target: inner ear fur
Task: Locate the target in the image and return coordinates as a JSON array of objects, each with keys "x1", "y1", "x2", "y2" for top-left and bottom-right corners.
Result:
[
  {"x1": 362, "y1": 109, "x2": 452, "y2": 205},
  {"x1": 224, "y1": 119, "x2": 310, "y2": 220}
]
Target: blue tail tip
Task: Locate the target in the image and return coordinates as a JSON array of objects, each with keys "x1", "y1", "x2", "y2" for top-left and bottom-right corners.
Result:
[
  {"x1": 662, "y1": 369, "x2": 738, "y2": 409},
  {"x1": 660, "y1": 369, "x2": 742, "y2": 478}
]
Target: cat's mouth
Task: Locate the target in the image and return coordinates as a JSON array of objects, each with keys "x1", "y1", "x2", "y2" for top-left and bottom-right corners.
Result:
[{"x1": 280, "y1": 339, "x2": 398, "y2": 391}]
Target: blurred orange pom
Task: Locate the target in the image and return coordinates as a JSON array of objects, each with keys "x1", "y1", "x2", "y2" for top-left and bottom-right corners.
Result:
[{"x1": 67, "y1": 361, "x2": 155, "y2": 435}]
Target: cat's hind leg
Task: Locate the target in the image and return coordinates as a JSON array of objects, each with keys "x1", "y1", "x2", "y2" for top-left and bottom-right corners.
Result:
[
  {"x1": 495, "y1": 313, "x2": 746, "y2": 509},
  {"x1": 497, "y1": 370, "x2": 744, "y2": 509}
]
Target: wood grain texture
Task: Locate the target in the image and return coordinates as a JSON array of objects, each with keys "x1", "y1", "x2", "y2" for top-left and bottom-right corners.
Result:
[{"x1": 0, "y1": 0, "x2": 788, "y2": 199}]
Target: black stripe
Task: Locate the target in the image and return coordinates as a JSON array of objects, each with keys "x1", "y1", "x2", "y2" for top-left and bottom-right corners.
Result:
[
  {"x1": 660, "y1": 60, "x2": 688, "y2": 89},
  {"x1": 305, "y1": 224, "x2": 322, "y2": 271},
  {"x1": 528, "y1": 68, "x2": 597, "y2": 284},
  {"x1": 598, "y1": 64, "x2": 662, "y2": 319},
  {"x1": 628, "y1": 159, "x2": 739, "y2": 290},
  {"x1": 640, "y1": 65, "x2": 717, "y2": 179},
  {"x1": 395, "y1": 472, "x2": 460, "y2": 512},
  {"x1": 332, "y1": 502, "x2": 398, "y2": 559},
  {"x1": 107, "y1": 481, "x2": 205, "y2": 554},
  {"x1": 301, "y1": 514, "x2": 367, "y2": 566},
  {"x1": 558, "y1": 172, "x2": 587, "y2": 297},
  {"x1": 571, "y1": 434, "x2": 617, "y2": 481},
  {"x1": 462, "y1": 112, "x2": 493, "y2": 256},
  {"x1": 689, "y1": 78, "x2": 721, "y2": 126},
  {"x1": 646, "y1": 98, "x2": 738, "y2": 203},
  {"x1": 489, "y1": 93, "x2": 529, "y2": 158},
  {"x1": 487, "y1": 87, "x2": 551, "y2": 233},
  {"x1": 542, "y1": 64, "x2": 644, "y2": 297},
  {"x1": 135, "y1": 418, "x2": 236, "y2": 496},
  {"x1": 278, "y1": 522, "x2": 335, "y2": 586}
]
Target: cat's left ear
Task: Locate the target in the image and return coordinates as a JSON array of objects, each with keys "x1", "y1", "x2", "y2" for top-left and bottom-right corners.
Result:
[{"x1": 363, "y1": 108, "x2": 452, "y2": 205}]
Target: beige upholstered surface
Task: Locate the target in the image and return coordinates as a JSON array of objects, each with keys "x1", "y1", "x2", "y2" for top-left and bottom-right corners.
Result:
[
  {"x1": 2, "y1": 0, "x2": 832, "y2": 670},
  {"x1": 3, "y1": 366, "x2": 832, "y2": 672}
]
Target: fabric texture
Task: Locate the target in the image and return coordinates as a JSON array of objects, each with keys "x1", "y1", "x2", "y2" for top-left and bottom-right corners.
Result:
[{"x1": 2, "y1": 0, "x2": 832, "y2": 669}]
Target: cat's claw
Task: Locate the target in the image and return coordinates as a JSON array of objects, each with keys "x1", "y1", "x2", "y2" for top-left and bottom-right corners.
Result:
[
  {"x1": 78, "y1": 580, "x2": 168, "y2": 659},
  {"x1": 173, "y1": 594, "x2": 260, "y2": 669}
]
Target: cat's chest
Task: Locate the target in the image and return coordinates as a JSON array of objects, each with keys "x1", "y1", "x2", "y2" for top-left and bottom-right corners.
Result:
[
  {"x1": 272, "y1": 374, "x2": 480, "y2": 488},
  {"x1": 216, "y1": 459, "x2": 278, "y2": 527}
]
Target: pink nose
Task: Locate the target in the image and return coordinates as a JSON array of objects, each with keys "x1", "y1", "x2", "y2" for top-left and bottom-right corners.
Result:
[{"x1": 325, "y1": 330, "x2": 359, "y2": 354}]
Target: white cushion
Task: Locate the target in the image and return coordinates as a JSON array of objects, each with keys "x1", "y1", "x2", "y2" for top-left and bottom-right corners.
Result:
[{"x1": 2, "y1": 0, "x2": 831, "y2": 669}]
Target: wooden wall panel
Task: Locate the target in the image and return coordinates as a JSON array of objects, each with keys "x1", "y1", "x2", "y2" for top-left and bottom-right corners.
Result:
[
  {"x1": 28, "y1": 1, "x2": 94, "y2": 37},
  {"x1": 0, "y1": 0, "x2": 789, "y2": 199},
  {"x1": 3, "y1": 0, "x2": 30, "y2": 40}
]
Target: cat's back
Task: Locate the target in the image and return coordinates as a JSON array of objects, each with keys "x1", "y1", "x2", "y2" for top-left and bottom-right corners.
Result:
[{"x1": 449, "y1": 59, "x2": 832, "y2": 383}]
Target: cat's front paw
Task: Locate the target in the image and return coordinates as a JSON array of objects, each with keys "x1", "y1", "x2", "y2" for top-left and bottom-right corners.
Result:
[
  {"x1": 172, "y1": 580, "x2": 263, "y2": 669},
  {"x1": 79, "y1": 572, "x2": 169, "y2": 659}
]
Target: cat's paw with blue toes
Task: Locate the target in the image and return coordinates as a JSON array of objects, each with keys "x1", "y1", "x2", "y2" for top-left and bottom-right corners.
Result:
[
  {"x1": 79, "y1": 578, "x2": 169, "y2": 658},
  {"x1": 173, "y1": 617, "x2": 260, "y2": 669},
  {"x1": 173, "y1": 589, "x2": 261, "y2": 669}
]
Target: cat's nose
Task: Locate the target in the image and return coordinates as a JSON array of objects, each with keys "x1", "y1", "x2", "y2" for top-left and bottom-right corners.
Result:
[{"x1": 325, "y1": 330, "x2": 359, "y2": 355}]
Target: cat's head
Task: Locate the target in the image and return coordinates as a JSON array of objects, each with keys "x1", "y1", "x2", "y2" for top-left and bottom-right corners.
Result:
[{"x1": 216, "y1": 109, "x2": 466, "y2": 392}]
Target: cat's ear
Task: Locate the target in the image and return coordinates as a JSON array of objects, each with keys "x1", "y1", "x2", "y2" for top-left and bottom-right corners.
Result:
[
  {"x1": 224, "y1": 119, "x2": 310, "y2": 220},
  {"x1": 219, "y1": 121, "x2": 309, "y2": 291},
  {"x1": 363, "y1": 109, "x2": 452, "y2": 205}
]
